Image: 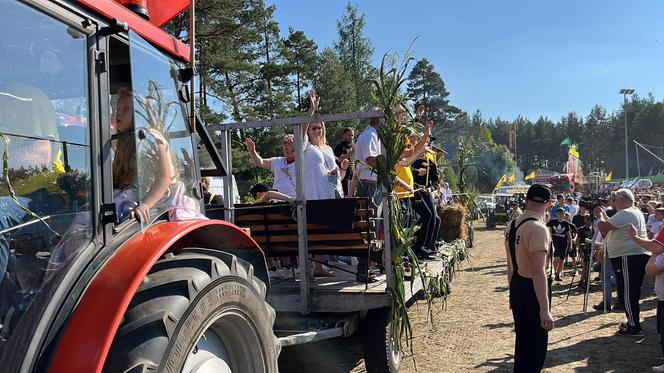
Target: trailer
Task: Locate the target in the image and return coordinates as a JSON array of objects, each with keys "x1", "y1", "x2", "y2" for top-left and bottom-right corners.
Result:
[{"x1": 205, "y1": 109, "x2": 463, "y2": 372}]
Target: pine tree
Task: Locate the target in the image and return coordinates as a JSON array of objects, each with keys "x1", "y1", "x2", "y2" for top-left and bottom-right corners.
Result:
[
  {"x1": 282, "y1": 28, "x2": 318, "y2": 111},
  {"x1": 313, "y1": 48, "x2": 357, "y2": 142},
  {"x1": 334, "y1": 2, "x2": 375, "y2": 110},
  {"x1": 406, "y1": 58, "x2": 459, "y2": 126}
]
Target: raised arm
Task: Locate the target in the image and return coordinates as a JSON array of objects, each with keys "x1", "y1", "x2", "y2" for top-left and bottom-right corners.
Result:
[
  {"x1": 594, "y1": 208, "x2": 616, "y2": 236},
  {"x1": 412, "y1": 121, "x2": 433, "y2": 154},
  {"x1": 302, "y1": 90, "x2": 320, "y2": 138},
  {"x1": 245, "y1": 137, "x2": 271, "y2": 170}
]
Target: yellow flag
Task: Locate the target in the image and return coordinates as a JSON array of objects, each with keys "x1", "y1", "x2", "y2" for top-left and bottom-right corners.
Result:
[
  {"x1": 494, "y1": 174, "x2": 507, "y2": 191},
  {"x1": 605, "y1": 172, "x2": 612, "y2": 182},
  {"x1": 524, "y1": 171, "x2": 536, "y2": 180},
  {"x1": 568, "y1": 145, "x2": 580, "y2": 159},
  {"x1": 509, "y1": 174, "x2": 516, "y2": 182}
]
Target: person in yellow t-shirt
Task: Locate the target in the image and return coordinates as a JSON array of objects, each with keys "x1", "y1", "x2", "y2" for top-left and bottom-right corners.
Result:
[{"x1": 394, "y1": 122, "x2": 432, "y2": 247}]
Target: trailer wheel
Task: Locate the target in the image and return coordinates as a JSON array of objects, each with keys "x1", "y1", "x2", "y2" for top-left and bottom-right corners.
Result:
[
  {"x1": 361, "y1": 307, "x2": 401, "y2": 373},
  {"x1": 104, "y1": 249, "x2": 279, "y2": 373}
]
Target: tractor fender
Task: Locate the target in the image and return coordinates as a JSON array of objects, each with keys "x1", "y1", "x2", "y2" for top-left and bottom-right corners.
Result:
[{"x1": 49, "y1": 219, "x2": 266, "y2": 373}]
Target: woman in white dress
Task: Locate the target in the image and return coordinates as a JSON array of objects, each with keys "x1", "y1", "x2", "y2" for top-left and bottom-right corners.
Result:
[
  {"x1": 301, "y1": 91, "x2": 349, "y2": 277},
  {"x1": 303, "y1": 121, "x2": 347, "y2": 199}
]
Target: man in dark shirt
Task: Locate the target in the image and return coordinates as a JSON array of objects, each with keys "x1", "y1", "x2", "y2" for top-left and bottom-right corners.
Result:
[
  {"x1": 572, "y1": 206, "x2": 587, "y2": 229},
  {"x1": 334, "y1": 127, "x2": 355, "y2": 196},
  {"x1": 547, "y1": 209, "x2": 574, "y2": 281}
]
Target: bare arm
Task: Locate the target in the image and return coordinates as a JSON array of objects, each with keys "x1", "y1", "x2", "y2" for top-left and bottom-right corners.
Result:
[
  {"x1": 412, "y1": 121, "x2": 433, "y2": 154},
  {"x1": 398, "y1": 146, "x2": 426, "y2": 167},
  {"x1": 645, "y1": 254, "x2": 663, "y2": 276},
  {"x1": 338, "y1": 158, "x2": 349, "y2": 182},
  {"x1": 262, "y1": 191, "x2": 295, "y2": 203},
  {"x1": 245, "y1": 137, "x2": 271, "y2": 170},
  {"x1": 301, "y1": 90, "x2": 319, "y2": 138},
  {"x1": 395, "y1": 175, "x2": 414, "y2": 195},
  {"x1": 629, "y1": 224, "x2": 664, "y2": 254},
  {"x1": 348, "y1": 167, "x2": 358, "y2": 197},
  {"x1": 134, "y1": 142, "x2": 171, "y2": 222},
  {"x1": 505, "y1": 239, "x2": 513, "y2": 284},
  {"x1": 530, "y1": 249, "x2": 554, "y2": 331}
]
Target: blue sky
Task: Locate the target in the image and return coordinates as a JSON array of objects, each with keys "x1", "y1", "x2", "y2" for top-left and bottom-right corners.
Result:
[{"x1": 268, "y1": 0, "x2": 664, "y2": 122}]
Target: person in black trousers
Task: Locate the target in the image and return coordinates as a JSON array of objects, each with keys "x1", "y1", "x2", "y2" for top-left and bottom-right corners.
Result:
[
  {"x1": 411, "y1": 146, "x2": 440, "y2": 256},
  {"x1": 596, "y1": 188, "x2": 651, "y2": 336},
  {"x1": 505, "y1": 184, "x2": 555, "y2": 372}
]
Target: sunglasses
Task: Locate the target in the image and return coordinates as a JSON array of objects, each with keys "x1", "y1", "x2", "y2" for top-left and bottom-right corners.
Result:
[{"x1": 310, "y1": 126, "x2": 323, "y2": 131}]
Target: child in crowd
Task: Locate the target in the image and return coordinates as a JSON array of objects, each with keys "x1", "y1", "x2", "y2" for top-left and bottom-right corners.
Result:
[{"x1": 547, "y1": 209, "x2": 575, "y2": 281}]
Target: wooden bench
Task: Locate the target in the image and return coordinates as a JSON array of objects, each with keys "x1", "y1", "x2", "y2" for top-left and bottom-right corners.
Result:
[{"x1": 208, "y1": 198, "x2": 379, "y2": 257}]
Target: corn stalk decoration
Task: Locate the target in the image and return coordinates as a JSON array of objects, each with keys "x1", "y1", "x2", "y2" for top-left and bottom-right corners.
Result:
[{"x1": 369, "y1": 52, "x2": 435, "y2": 355}]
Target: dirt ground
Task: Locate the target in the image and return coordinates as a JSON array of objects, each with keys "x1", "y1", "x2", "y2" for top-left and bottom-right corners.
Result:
[{"x1": 279, "y1": 226, "x2": 661, "y2": 373}]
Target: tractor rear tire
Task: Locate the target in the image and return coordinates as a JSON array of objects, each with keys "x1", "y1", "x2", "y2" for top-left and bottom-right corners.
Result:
[
  {"x1": 103, "y1": 248, "x2": 279, "y2": 373},
  {"x1": 361, "y1": 307, "x2": 401, "y2": 373}
]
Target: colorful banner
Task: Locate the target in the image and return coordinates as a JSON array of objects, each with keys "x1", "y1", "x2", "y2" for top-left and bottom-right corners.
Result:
[
  {"x1": 524, "y1": 171, "x2": 536, "y2": 180},
  {"x1": 605, "y1": 172, "x2": 612, "y2": 182}
]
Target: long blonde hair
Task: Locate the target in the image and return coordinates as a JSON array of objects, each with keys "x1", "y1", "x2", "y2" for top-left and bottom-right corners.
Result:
[
  {"x1": 113, "y1": 88, "x2": 136, "y2": 189},
  {"x1": 307, "y1": 121, "x2": 327, "y2": 146}
]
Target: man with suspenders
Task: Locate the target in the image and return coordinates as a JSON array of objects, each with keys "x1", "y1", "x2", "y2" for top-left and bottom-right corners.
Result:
[{"x1": 505, "y1": 184, "x2": 555, "y2": 372}]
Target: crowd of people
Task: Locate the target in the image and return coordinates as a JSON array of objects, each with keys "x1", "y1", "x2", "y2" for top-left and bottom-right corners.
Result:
[
  {"x1": 239, "y1": 91, "x2": 458, "y2": 283},
  {"x1": 505, "y1": 184, "x2": 664, "y2": 372}
]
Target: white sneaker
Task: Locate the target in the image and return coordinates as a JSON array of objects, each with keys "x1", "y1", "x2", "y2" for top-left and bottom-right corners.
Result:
[{"x1": 652, "y1": 363, "x2": 664, "y2": 372}]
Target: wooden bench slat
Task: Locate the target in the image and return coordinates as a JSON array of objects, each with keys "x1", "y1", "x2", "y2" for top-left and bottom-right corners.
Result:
[
  {"x1": 235, "y1": 214, "x2": 294, "y2": 222},
  {"x1": 252, "y1": 232, "x2": 375, "y2": 244}
]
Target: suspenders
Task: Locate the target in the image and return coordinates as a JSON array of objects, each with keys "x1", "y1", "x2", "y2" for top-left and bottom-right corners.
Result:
[{"x1": 508, "y1": 218, "x2": 538, "y2": 276}]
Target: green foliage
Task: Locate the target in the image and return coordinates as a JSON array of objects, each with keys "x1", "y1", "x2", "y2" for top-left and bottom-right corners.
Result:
[
  {"x1": 406, "y1": 58, "x2": 460, "y2": 126},
  {"x1": 485, "y1": 95, "x2": 664, "y2": 178},
  {"x1": 313, "y1": 48, "x2": 358, "y2": 143},
  {"x1": 282, "y1": 28, "x2": 318, "y2": 111},
  {"x1": 334, "y1": 2, "x2": 376, "y2": 110}
]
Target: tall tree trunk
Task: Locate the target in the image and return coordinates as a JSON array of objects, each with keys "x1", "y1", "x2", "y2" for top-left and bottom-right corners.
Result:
[
  {"x1": 296, "y1": 64, "x2": 301, "y2": 111},
  {"x1": 224, "y1": 71, "x2": 245, "y2": 140},
  {"x1": 263, "y1": 13, "x2": 273, "y2": 114}
]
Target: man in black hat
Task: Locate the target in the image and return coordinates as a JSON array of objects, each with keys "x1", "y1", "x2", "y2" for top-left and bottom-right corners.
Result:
[{"x1": 504, "y1": 184, "x2": 554, "y2": 372}]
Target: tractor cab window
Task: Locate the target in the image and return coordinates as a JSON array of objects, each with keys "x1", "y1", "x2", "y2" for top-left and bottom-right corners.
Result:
[
  {"x1": 0, "y1": 1, "x2": 92, "y2": 357},
  {"x1": 110, "y1": 33, "x2": 200, "y2": 229}
]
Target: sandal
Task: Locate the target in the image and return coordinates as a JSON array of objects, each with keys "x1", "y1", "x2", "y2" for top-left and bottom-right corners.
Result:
[{"x1": 313, "y1": 269, "x2": 335, "y2": 278}]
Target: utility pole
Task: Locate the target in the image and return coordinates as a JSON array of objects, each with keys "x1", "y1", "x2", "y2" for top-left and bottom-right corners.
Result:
[{"x1": 619, "y1": 89, "x2": 635, "y2": 180}]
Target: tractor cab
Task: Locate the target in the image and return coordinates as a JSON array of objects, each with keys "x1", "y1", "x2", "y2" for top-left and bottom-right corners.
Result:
[{"x1": 0, "y1": 1, "x2": 224, "y2": 371}]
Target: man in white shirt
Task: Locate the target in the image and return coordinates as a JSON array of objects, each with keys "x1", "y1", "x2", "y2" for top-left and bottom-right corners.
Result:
[
  {"x1": 596, "y1": 188, "x2": 651, "y2": 336},
  {"x1": 352, "y1": 116, "x2": 382, "y2": 282},
  {"x1": 245, "y1": 135, "x2": 296, "y2": 198}
]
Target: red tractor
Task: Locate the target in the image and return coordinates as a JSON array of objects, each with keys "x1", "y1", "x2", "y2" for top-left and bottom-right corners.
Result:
[{"x1": 0, "y1": 1, "x2": 279, "y2": 371}]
